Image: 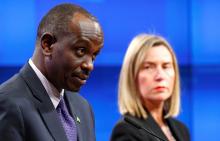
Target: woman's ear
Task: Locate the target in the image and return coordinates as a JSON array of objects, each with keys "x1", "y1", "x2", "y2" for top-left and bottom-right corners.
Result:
[{"x1": 40, "y1": 32, "x2": 56, "y2": 56}]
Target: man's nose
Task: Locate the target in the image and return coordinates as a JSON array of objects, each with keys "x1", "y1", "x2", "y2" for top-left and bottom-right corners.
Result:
[{"x1": 82, "y1": 58, "x2": 94, "y2": 72}]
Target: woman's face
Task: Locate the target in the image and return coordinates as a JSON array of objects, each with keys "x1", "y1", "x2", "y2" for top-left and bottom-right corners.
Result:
[{"x1": 137, "y1": 45, "x2": 175, "y2": 105}]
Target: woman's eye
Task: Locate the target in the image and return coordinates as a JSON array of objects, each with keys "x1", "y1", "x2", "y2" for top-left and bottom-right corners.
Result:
[
  {"x1": 144, "y1": 66, "x2": 150, "y2": 69},
  {"x1": 163, "y1": 64, "x2": 173, "y2": 69},
  {"x1": 142, "y1": 65, "x2": 153, "y2": 70}
]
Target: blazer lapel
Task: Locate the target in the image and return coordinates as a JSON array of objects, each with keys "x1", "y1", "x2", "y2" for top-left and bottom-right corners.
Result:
[
  {"x1": 125, "y1": 114, "x2": 168, "y2": 141},
  {"x1": 144, "y1": 114, "x2": 168, "y2": 141},
  {"x1": 64, "y1": 91, "x2": 83, "y2": 141},
  {"x1": 19, "y1": 63, "x2": 68, "y2": 141},
  {"x1": 144, "y1": 114, "x2": 185, "y2": 141},
  {"x1": 167, "y1": 118, "x2": 184, "y2": 141}
]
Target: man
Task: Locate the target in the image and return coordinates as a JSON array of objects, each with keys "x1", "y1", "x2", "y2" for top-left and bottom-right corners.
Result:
[{"x1": 0, "y1": 3, "x2": 103, "y2": 141}]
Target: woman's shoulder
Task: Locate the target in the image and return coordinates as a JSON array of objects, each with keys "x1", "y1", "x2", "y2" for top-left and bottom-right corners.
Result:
[
  {"x1": 110, "y1": 115, "x2": 143, "y2": 141},
  {"x1": 112, "y1": 115, "x2": 138, "y2": 133},
  {"x1": 168, "y1": 117, "x2": 189, "y2": 130},
  {"x1": 168, "y1": 117, "x2": 191, "y2": 141}
]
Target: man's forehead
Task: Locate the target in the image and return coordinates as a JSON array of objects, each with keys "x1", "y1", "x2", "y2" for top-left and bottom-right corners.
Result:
[{"x1": 70, "y1": 12, "x2": 103, "y2": 46}]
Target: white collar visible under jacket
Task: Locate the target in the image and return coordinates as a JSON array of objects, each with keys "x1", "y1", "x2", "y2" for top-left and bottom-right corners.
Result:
[{"x1": 28, "y1": 58, "x2": 64, "y2": 108}]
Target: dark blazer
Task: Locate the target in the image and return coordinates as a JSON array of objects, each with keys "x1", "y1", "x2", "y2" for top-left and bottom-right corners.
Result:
[
  {"x1": 111, "y1": 114, "x2": 190, "y2": 141},
  {"x1": 0, "y1": 63, "x2": 95, "y2": 141}
]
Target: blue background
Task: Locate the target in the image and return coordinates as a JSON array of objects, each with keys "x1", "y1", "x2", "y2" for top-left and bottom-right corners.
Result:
[{"x1": 0, "y1": 0, "x2": 219, "y2": 141}]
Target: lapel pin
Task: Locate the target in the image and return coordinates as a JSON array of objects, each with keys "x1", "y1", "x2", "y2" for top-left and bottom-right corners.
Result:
[{"x1": 76, "y1": 116, "x2": 81, "y2": 123}]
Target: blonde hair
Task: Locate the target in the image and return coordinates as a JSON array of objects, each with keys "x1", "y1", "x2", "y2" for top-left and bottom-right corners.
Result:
[{"x1": 118, "y1": 33, "x2": 180, "y2": 119}]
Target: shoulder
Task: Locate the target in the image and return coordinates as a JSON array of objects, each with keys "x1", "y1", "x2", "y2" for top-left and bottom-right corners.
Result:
[
  {"x1": 0, "y1": 86, "x2": 25, "y2": 132},
  {"x1": 170, "y1": 118, "x2": 189, "y2": 132},
  {"x1": 0, "y1": 72, "x2": 27, "y2": 96},
  {"x1": 112, "y1": 117, "x2": 136, "y2": 132},
  {"x1": 0, "y1": 75, "x2": 28, "y2": 140},
  {"x1": 65, "y1": 91, "x2": 91, "y2": 108},
  {"x1": 0, "y1": 71, "x2": 32, "y2": 109},
  {"x1": 110, "y1": 116, "x2": 142, "y2": 141},
  {"x1": 0, "y1": 72, "x2": 31, "y2": 113},
  {"x1": 65, "y1": 91, "x2": 94, "y2": 119},
  {"x1": 168, "y1": 118, "x2": 190, "y2": 141}
]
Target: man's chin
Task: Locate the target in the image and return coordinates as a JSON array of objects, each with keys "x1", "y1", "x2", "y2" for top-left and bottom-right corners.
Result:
[
  {"x1": 65, "y1": 81, "x2": 83, "y2": 92},
  {"x1": 67, "y1": 85, "x2": 81, "y2": 92},
  {"x1": 67, "y1": 88, "x2": 79, "y2": 92}
]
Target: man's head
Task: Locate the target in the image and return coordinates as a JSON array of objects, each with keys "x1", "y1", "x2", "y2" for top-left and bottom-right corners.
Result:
[{"x1": 32, "y1": 3, "x2": 104, "y2": 92}]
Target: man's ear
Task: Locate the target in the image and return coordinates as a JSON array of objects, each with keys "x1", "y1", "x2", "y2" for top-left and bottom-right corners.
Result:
[{"x1": 40, "y1": 32, "x2": 56, "y2": 56}]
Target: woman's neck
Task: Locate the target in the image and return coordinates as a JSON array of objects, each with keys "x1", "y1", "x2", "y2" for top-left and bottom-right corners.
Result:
[{"x1": 144, "y1": 101, "x2": 166, "y2": 127}]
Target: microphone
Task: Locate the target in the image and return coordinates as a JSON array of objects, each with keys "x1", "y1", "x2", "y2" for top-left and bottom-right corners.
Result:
[{"x1": 124, "y1": 116, "x2": 168, "y2": 141}]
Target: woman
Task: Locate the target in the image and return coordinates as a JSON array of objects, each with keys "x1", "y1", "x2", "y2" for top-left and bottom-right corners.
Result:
[{"x1": 110, "y1": 34, "x2": 190, "y2": 141}]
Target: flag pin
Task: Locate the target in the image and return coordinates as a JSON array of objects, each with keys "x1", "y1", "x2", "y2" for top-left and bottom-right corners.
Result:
[{"x1": 76, "y1": 116, "x2": 80, "y2": 123}]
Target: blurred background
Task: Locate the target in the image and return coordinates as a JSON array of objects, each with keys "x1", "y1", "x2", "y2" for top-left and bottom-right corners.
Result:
[{"x1": 0, "y1": 0, "x2": 219, "y2": 140}]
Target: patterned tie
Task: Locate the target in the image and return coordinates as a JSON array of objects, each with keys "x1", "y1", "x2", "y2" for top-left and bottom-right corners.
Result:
[{"x1": 56, "y1": 97, "x2": 77, "y2": 141}]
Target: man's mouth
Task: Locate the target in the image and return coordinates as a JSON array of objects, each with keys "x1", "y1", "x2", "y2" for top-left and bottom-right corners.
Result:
[
  {"x1": 71, "y1": 73, "x2": 88, "y2": 85},
  {"x1": 75, "y1": 76, "x2": 87, "y2": 85}
]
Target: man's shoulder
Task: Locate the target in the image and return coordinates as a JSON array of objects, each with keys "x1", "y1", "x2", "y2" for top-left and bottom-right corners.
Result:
[
  {"x1": 0, "y1": 63, "x2": 37, "y2": 96},
  {"x1": 0, "y1": 73, "x2": 29, "y2": 106},
  {"x1": 64, "y1": 91, "x2": 93, "y2": 116},
  {"x1": 65, "y1": 91, "x2": 88, "y2": 104},
  {"x1": 0, "y1": 74, "x2": 31, "y2": 116},
  {"x1": 0, "y1": 73, "x2": 25, "y2": 94}
]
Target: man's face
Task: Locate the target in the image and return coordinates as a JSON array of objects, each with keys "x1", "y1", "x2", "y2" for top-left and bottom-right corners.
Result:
[{"x1": 45, "y1": 13, "x2": 103, "y2": 92}]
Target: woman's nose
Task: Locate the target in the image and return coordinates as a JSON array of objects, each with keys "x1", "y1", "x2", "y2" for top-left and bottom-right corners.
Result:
[{"x1": 154, "y1": 68, "x2": 165, "y2": 81}]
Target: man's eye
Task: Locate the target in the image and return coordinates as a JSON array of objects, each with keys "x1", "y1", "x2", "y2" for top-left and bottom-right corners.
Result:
[{"x1": 76, "y1": 48, "x2": 86, "y2": 56}]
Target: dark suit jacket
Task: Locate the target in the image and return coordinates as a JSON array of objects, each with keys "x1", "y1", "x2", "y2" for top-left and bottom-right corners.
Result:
[
  {"x1": 0, "y1": 63, "x2": 96, "y2": 141},
  {"x1": 111, "y1": 114, "x2": 190, "y2": 141}
]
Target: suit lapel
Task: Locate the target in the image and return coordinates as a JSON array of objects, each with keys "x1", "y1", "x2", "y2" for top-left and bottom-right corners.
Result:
[
  {"x1": 167, "y1": 118, "x2": 184, "y2": 141},
  {"x1": 64, "y1": 91, "x2": 83, "y2": 141},
  {"x1": 143, "y1": 114, "x2": 185, "y2": 141},
  {"x1": 125, "y1": 114, "x2": 168, "y2": 141},
  {"x1": 19, "y1": 64, "x2": 68, "y2": 141},
  {"x1": 144, "y1": 114, "x2": 168, "y2": 141}
]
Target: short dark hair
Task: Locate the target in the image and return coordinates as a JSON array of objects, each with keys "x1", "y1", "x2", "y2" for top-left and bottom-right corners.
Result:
[{"x1": 37, "y1": 3, "x2": 96, "y2": 40}]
